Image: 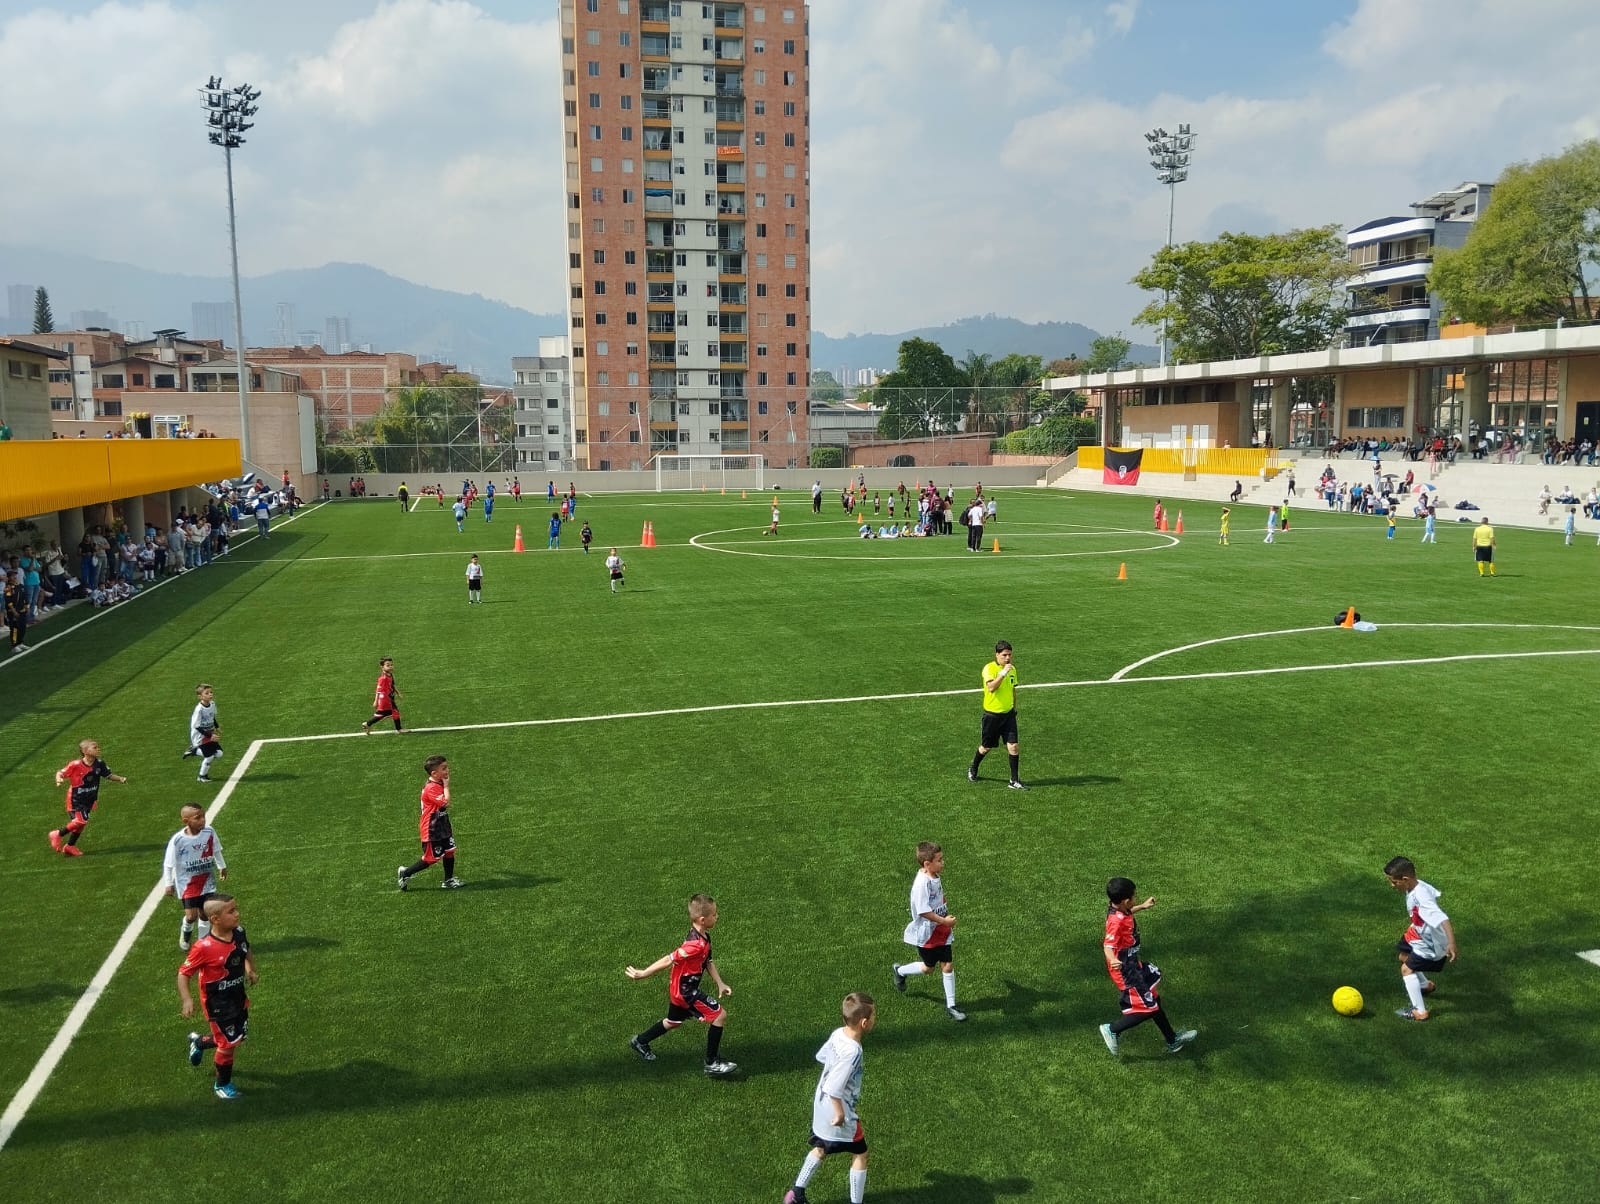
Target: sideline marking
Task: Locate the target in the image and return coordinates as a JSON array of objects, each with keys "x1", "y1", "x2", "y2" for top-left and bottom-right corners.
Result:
[
  {"x1": 1579, "y1": 951, "x2": 1600, "y2": 968},
  {"x1": 0, "y1": 502, "x2": 326, "y2": 672},
  {"x1": 0, "y1": 740, "x2": 264, "y2": 1152}
]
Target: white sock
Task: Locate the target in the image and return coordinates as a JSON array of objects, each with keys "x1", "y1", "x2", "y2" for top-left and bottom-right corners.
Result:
[
  {"x1": 198, "y1": 920, "x2": 211, "y2": 939},
  {"x1": 849, "y1": 1167, "x2": 867, "y2": 1203},
  {"x1": 201, "y1": 755, "x2": 217, "y2": 776},
  {"x1": 1403, "y1": 973, "x2": 1426, "y2": 1012},
  {"x1": 181, "y1": 920, "x2": 193, "y2": 940},
  {"x1": 794, "y1": 1151, "x2": 822, "y2": 1189},
  {"x1": 942, "y1": 969, "x2": 957, "y2": 1007},
  {"x1": 896, "y1": 962, "x2": 928, "y2": 978}
]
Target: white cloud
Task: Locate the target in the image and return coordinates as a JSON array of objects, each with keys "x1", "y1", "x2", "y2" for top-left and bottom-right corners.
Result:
[{"x1": 1105, "y1": 0, "x2": 1139, "y2": 37}]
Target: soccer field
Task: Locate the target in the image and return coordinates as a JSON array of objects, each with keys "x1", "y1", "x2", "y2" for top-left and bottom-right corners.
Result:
[{"x1": 2, "y1": 489, "x2": 1596, "y2": 1202}]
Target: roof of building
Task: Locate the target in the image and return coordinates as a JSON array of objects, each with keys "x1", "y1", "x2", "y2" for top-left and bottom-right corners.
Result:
[{"x1": 0, "y1": 337, "x2": 68, "y2": 360}]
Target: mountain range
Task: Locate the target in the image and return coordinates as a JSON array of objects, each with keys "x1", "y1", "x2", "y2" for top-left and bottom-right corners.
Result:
[{"x1": 0, "y1": 245, "x2": 1153, "y2": 383}]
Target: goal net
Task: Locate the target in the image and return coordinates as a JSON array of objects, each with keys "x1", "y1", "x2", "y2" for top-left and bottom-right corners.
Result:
[{"x1": 654, "y1": 453, "x2": 766, "y2": 493}]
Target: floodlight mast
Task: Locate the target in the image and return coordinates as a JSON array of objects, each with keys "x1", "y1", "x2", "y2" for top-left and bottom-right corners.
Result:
[
  {"x1": 1145, "y1": 123, "x2": 1196, "y2": 370},
  {"x1": 200, "y1": 77, "x2": 263, "y2": 464}
]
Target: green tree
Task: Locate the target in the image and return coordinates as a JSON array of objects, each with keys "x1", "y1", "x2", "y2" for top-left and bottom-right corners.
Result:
[
  {"x1": 1131, "y1": 226, "x2": 1359, "y2": 361},
  {"x1": 872, "y1": 337, "x2": 965, "y2": 438},
  {"x1": 1085, "y1": 335, "x2": 1131, "y2": 373},
  {"x1": 809, "y1": 369, "x2": 844, "y2": 402},
  {"x1": 993, "y1": 415, "x2": 1097, "y2": 456},
  {"x1": 1430, "y1": 140, "x2": 1600, "y2": 324},
  {"x1": 809, "y1": 445, "x2": 843, "y2": 469},
  {"x1": 32, "y1": 287, "x2": 53, "y2": 334}
]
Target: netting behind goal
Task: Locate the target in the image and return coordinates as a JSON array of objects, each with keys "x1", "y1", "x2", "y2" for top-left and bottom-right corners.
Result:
[{"x1": 654, "y1": 454, "x2": 767, "y2": 493}]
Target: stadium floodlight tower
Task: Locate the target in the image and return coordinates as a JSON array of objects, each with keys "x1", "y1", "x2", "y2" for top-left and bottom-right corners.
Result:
[
  {"x1": 1145, "y1": 123, "x2": 1197, "y2": 370},
  {"x1": 200, "y1": 75, "x2": 262, "y2": 464}
]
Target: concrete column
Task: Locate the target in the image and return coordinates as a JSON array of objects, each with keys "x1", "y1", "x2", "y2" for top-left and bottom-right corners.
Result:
[
  {"x1": 143, "y1": 492, "x2": 171, "y2": 530},
  {"x1": 1270, "y1": 381, "x2": 1291, "y2": 448},
  {"x1": 1463, "y1": 364, "x2": 1490, "y2": 432},
  {"x1": 123, "y1": 495, "x2": 146, "y2": 539},
  {"x1": 1404, "y1": 369, "x2": 1419, "y2": 439},
  {"x1": 1555, "y1": 359, "x2": 1570, "y2": 438},
  {"x1": 58, "y1": 507, "x2": 85, "y2": 552},
  {"x1": 170, "y1": 489, "x2": 190, "y2": 521},
  {"x1": 1331, "y1": 375, "x2": 1345, "y2": 440},
  {"x1": 1233, "y1": 379, "x2": 1255, "y2": 447}
]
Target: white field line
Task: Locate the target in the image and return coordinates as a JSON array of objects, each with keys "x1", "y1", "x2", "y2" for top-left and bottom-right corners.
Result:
[
  {"x1": 689, "y1": 525, "x2": 1181, "y2": 561},
  {"x1": 8, "y1": 620, "x2": 1600, "y2": 1145},
  {"x1": 0, "y1": 502, "x2": 326, "y2": 672},
  {"x1": 0, "y1": 739, "x2": 265, "y2": 1152},
  {"x1": 1578, "y1": 951, "x2": 1600, "y2": 968}
]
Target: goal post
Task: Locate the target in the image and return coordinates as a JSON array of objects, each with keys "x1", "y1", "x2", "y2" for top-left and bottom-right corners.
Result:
[{"x1": 654, "y1": 453, "x2": 767, "y2": 493}]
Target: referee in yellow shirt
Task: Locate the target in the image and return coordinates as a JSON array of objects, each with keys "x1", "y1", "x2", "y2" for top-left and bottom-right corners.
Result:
[
  {"x1": 969, "y1": 640, "x2": 1027, "y2": 790},
  {"x1": 1472, "y1": 517, "x2": 1497, "y2": 576}
]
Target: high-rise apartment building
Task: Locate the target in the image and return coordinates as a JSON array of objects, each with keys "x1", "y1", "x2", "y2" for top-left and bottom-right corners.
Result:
[{"x1": 560, "y1": 0, "x2": 811, "y2": 470}]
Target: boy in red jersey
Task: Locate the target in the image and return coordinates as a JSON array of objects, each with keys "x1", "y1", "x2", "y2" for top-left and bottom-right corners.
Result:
[
  {"x1": 625, "y1": 893, "x2": 737, "y2": 1076},
  {"x1": 398, "y1": 755, "x2": 461, "y2": 890},
  {"x1": 361, "y1": 657, "x2": 404, "y2": 735},
  {"x1": 178, "y1": 894, "x2": 258, "y2": 1100},
  {"x1": 49, "y1": 739, "x2": 128, "y2": 856},
  {"x1": 1097, "y1": 877, "x2": 1197, "y2": 1056}
]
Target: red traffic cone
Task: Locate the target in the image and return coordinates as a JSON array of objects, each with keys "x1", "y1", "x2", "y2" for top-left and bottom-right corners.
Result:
[{"x1": 513, "y1": 525, "x2": 525, "y2": 553}]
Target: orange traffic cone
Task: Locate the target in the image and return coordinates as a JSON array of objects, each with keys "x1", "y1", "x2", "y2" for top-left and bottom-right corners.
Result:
[
  {"x1": 513, "y1": 525, "x2": 525, "y2": 553},
  {"x1": 1341, "y1": 605, "x2": 1356, "y2": 628},
  {"x1": 1157, "y1": 515, "x2": 1167, "y2": 532},
  {"x1": 640, "y1": 522, "x2": 649, "y2": 548},
  {"x1": 991, "y1": 537, "x2": 1001, "y2": 553},
  {"x1": 1117, "y1": 562, "x2": 1128, "y2": 581},
  {"x1": 646, "y1": 521, "x2": 657, "y2": 548},
  {"x1": 741, "y1": 489, "x2": 747, "y2": 499},
  {"x1": 720, "y1": 486, "x2": 726, "y2": 495},
  {"x1": 1175, "y1": 511, "x2": 1184, "y2": 534}
]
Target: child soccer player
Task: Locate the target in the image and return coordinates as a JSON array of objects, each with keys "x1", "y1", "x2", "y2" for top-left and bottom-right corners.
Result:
[
  {"x1": 1565, "y1": 506, "x2": 1576, "y2": 546},
  {"x1": 765, "y1": 500, "x2": 781, "y2": 536},
  {"x1": 625, "y1": 893, "x2": 736, "y2": 1076},
  {"x1": 1264, "y1": 505, "x2": 1279, "y2": 543},
  {"x1": 164, "y1": 803, "x2": 227, "y2": 950},
  {"x1": 606, "y1": 547, "x2": 625, "y2": 593},
  {"x1": 361, "y1": 657, "x2": 404, "y2": 735},
  {"x1": 182, "y1": 683, "x2": 224, "y2": 783},
  {"x1": 783, "y1": 993, "x2": 876, "y2": 1204},
  {"x1": 1218, "y1": 507, "x2": 1230, "y2": 546},
  {"x1": 1097, "y1": 877, "x2": 1197, "y2": 1056},
  {"x1": 548, "y1": 511, "x2": 562, "y2": 549},
  {"x1": 178, "y1": 894, "x2": 257, "y2": 1100},
  {"x1": 452, "y1": 497, "x2": 466, "y2": 533},
  {"x1": 1387, "y1": 512, "x2": 1397, "y2": 540},
  {"x1": 465, "y1": 554, "x2": 483, "y2": 604},
  {"x1": 580, "y1": 521, "x2": 593, "y2": 554},
  {"x1": 891, "y1": 841, "x2": 966, "y2": 1021},
  {"x1": 1422, "y1": 506, "x2": 1436, "y2": 543},
  {"x1": 398, "y1": 755, "x2": 462, "y2": 890},
  {"x1": 1384, "y1": 856, "x2": 1457, "y2": 1021},
  {"x1": 49, "y1": 739, "x2": 128, "y2": 856}
]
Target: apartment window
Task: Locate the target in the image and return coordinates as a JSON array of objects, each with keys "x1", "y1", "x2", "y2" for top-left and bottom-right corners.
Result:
[
  {"x1": 627, "y1": 371, "x2": 640, "y2": 385},
  {"x1": 629, "y1": 431, "x2": 641, "y2": 443},
  {"x1": 588, "y1": 61, "x2": 600, "y2": 76},
  {"x1": 598, "y1": 402, "x2": 611, "y2": 417},
  {"x1": 782, "y1": 8, "x2": 795, "y2": 21},
  {"x1": 755, "y1": 222, "x2": 766, "y2": 237},
  {"x1": 595, "y1": 312, "x2": 607, "y2": 323},
  {"x1": 706, "y1": 342, "x2": 718, "y2": 356},
  {"x1": 589, "y1": 124, "x2": 602, "y2": 140},
  {"x1": 619, "y1": 30, "x2": 631, "y2": 46},
  {"x1": 783, "y1": 39, "x2": 794, "y2": 53},
  {"x1": 753, "y1": 100, "x2": 765, "y2": 115},
  {"x1": 678, "y1": 372, "x2": 690, "y2": 386},
  {"x1": 546, "y1": 372, "x2": 560, "y2": 382},
  {"x1": 593, "y1": 248, "x2": 606, "y2": 263},
  {"x1": 756, "y1": 343, "x2": 767, "y2": 356},
  {"x1": 564, "y1": 69, "x2": 576, "y2": 86},
  {"x1": 622, "y1": 188, "x2": 635, "y2": 203},
  {"x1": 753, "y1": 69, "x2": 765, "y2": 85},
  {"x1": 785, "y1": 313, "x2": 796, "y2": 327},
  {"x1": 757, "y1": 371, "x2": 769, "y2": 386},
  {"x1": 620, "y1": 99, "x2": 633, "y2": 113},
  {"x1": 101, "y1": 373, "x2": 124, "y2": 387},
  {"x1": 753, "y1": 38, "x2": 765, "y2": 52},
  {"x1": 786, "y1": 400, "x2": 797, "y2": 414},
  {"x1": 619, "y1": 63, "x2": 632, "y2": 79},
  {"x1": 589, "y1": 93, "x2": 601, "y2": 108},
  {"x1": 626, "y1": 311, "x2": 639, "y2": 325},
  {"x1": 786, "y1": 342, "x2": 797, "y2": 355},
  {"x1": 784, "y1": 254, "x2": 797, "y2": 269},
  {"x1": 132, "y1": 373, "x2": 145, "y2": 386},
  {"x1": 754, "y1": 193, "x2": 766, "y2": 208},
  {"x1": 591, "y1": 187, "x2": 604, "y2": 201},
  {"x1": 785, "y1": 223, "x2": 796, "y2": 237},
  {"x1": 784, "y1": 193, "x2": 795, "y2": 207},
  {"x1": 596, "y1": 341, "x2": 609, "y2": 355},
  {"x1": 753, "y1": 5, "x2": 765, "y2": 20},
  {"x1": 756, "y1": 283, "x2": 767, "y2": 297},
  {"x1": 783, "y1": 71, "x2": 796, "y2": 85},
  {"x1": 625, "y1": 281, "x2": 638, "y2": 295},
  {"x1": 786, "y1": 372, "x2": 797, "y2": 385},
  {"x1": 592, "y1": 218, "x2": 605, "y2": 234},
  {"x1": 586, "y1": 0, "x2": 597, "y2": 10},
  {"x1": 784, "y1": 283, "x2": 796, "y2": 297},
  {"x1": 563, "y1": 36, "x2": 574, "y2": 52},
  {"x1": 758, "y1": 400, "x2": 768, "y2": 414},
  {"x1": 678, "y1": 311, "x2": 689, "y2": 326},
  {"x1": 618, "y1": 0, "x2": 629, "y2": 12},
  {"x1": 595, "y1": 371, "x2": 609, "y2": 384},
  {"x1": 587, "y1": 28, "x2": 601, "y2": 43},
  {"x1": 626, "y1": 341, "x2": 639, "y2": 355},
  {"x1": 155, "y1": 373, "x2": 175, "y2": 388},
  {"x1": 671, "y1": 33, "x2": 683, "y2": 48},
  {"x1": 566, "y1": 100, "x2": 578, "y2": 117},
  {"x1": 755, "y1": 253, "x2": 767, "y2": 268},
  {"x1": 624, "y1": 249, "x2": 636, "y2": 264},
  {"x1": 754, "y1": 132, "x2": 765, "y2": 147},
  {"x1": 755, "y1": 162, "x2": 767, "y2": 177},
  {"x1": 784, "y1": 101, "x2": 795, "y2": 116},
  {"x1": 547, "y1": 398, "x2": 560, "y2": 408},
  {"x1": 621, "y1": 158, "x2": 634, "y2": 173}
]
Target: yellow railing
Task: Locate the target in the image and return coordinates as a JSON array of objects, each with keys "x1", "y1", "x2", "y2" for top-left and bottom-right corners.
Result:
[
  {"x1": 0, "y1": 439, "x2": 241, "y2": 522},
  {"x1": 1077, "y1": 447, "x2": 1279, "y2": 476}
]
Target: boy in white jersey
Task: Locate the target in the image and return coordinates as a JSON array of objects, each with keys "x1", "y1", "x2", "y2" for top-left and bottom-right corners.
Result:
[
  {"x1": 181, "y1": 683, "x2": 224, "y2": 783},
  {"x1": 784, "y1": 992, "x2": 875, "y2": 1204},
  {"x1": 1385, "y1": 856, "x2": 1458, "y2": 1022},
  {"x1": 890, "y1": 841, "x2": 965, "y2": 1021},
  {"x1": 605, "y1": 548, "x2": 625, "y2": 593},
  {"x1": 465, "y1": 554, "x2": 483, "y2": 603},
  {"x1": 163, "y1": 803, "x2": 227, "y2": 950}
]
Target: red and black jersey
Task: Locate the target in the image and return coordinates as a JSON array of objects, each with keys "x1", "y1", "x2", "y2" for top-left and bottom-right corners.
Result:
[
  {"x1": 1103, "y1": 907, "x2": 1140, "y2": 991},
  {"x1": 60, "y1": 758, "x2": 115, "y2": 812},
  {"x1": 374, "y1": 671, "x2": 399, "y2": 711},
  {"x1": 180, "y1": 926, "x2": 251, "y2": 1023},
  {"x1": 668, "y1": 927, "x2": 712, "y2": 1006},
  {"x1": 419, "y1": 779, "x2": 448, "y2": 843}
]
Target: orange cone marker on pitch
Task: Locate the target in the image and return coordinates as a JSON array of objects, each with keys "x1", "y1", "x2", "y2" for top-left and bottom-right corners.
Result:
[
  {"x1": 1175, "y1": 511, "x2": 1184, "y2": 534},
  {"x1": 1117, "y1": 562, "x2": 1127, "y2": 580},
  {"x1": 720, "y1": 486, "x2": 726, "y2": 495},
  {"x1": 741, "y1": 489, "x2": 747, "y2": 499},
  {"x1": 513, "y1": 525, "x2": 525, "y2": 553},
  {"x1": 1157, "y1": 515, "x2": 1167, "y2": 532},
  {"x1": 1341, "y1": 605, "x2": 1356, "y2": 628},
  {"x1": 646, "y1": 521, "x2": 657, "y2": 548},
  {"x1": 640, "y1": 521, "x2": 649, "y2": 547},
  {"x1": 992, "y1": 537, "x2": 1001, "y2": 553}
]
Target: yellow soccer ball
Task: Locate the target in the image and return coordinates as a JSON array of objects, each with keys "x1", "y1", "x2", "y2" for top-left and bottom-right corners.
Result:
[{"x1": 1332, "y1": 986, "x2": 1364, "y2": 1016}]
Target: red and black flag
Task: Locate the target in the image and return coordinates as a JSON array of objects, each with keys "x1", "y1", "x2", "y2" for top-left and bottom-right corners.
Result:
[{"x1": 1103, "y1": 447, "x2": 1143, "y2": 486}]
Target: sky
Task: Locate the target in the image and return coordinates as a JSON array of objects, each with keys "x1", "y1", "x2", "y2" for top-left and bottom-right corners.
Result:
[{"x1": 0, "y1": 0, "x2": 1596, "y2": 338}]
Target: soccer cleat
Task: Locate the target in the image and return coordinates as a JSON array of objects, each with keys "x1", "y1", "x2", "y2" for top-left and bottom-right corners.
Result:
[
  {"x1": 967, "y1": 767, "x2": 978, "y2": 783},
  {"x1": 1099, "y1": 1023, "x2": 1120, "y2": 1056},
  {"x1": 441, "y1": 877, "x2": 465, "y2": 890},
  {"x1": 629, "y1": 1035, "x2": 656, "y2": 1062},
  {"x1": 396, "y1": 866, "x2": 409, "y2": 892},
  {"x1": 1166, "y1": 1029, "x2": 1198, "y2": 1053},
  {"x1": 783, "y1": 1190, "x2": 809, "y2": 1204},
  {"x1": 181, "y1": 748, "x2": 196, "y2": 759},
  {"x1": 703, "y1": 1059, "x2": 738, "y2": 1077},
  {"x1": 891, "y1": 965, "x2": 906, "y2": 993},
  {"x1": 187, "y1": 1033, "x2": 204, "y2": 1067},
  {"x1": 62, "y1": 845, "x2": 83, "y2": 857},
  {"x1": 180, "y1": 936, "x2": 191, "y2": 952},
  {"x1": 196, "y1": 775, "x2": 211, "y2": 784},
  {"x1": 48, "y1": 830, "x2": 62, "y2": 853},
  {"x1": 1395, "y1": 1008, "x2": 1430, "y2": 1022},
  {"x1": 1007, "y1": 779, "x2": 1029, "y2": 791},
  {"x1": 213, "y1": 1082, "x2": 241, "y2": 1100},
  {"x1": 946, "y1": 1006, "x2": 967, "y2": 1022}
]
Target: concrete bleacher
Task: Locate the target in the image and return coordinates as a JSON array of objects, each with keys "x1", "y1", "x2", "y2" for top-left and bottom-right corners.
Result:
[{"x1": 1052, "y1": 454, "x2": 1600, "y2": 535}]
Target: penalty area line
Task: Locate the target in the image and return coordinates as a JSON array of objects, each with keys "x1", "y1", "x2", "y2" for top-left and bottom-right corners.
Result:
[{"x1": 0, "y1": 739, "x2": 266, "y2": 1153}]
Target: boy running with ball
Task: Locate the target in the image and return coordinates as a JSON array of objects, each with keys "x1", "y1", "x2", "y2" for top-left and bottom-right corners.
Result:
[
  {"x1": 1098, "y1": 877, "x2": 1197, "y2": 1056},
  {"x1": 784, "y1": 993, "x2": 876, "y2": 1204},
  {"x1": 1385, "y1": 856, "x2": 1457, "y2": 1021}
]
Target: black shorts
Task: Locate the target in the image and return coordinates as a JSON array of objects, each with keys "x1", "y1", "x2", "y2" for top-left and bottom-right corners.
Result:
[
  {"x1": 196, "y1": 738, "x2": 222, "y2": 758},
  {"x1": 67, "y1": 800, "x2": 97, "y2": 824},
  {"x1": 1474, "y1": 545, "x2": 1493, "y2": 562},
  {"x1": 913, "y1": 943, "x2": 953, "y2": 968},
  {"x1": 205, "y1": 1010, "x2": 249, "y2": 1048},
  {"x1": 980, "y1": 709, "x2": 1018, "y2": 749},
  {"x1": 468, "y1": 578, "x2": 482, "y2": 592},
  {"x1": 179, "y1": 891, "x2": 216, "y2": 913},
  {"x1": 666, "y1": 989, "x2": 723, "y2": 1023},
  {"x1": 423, "y1": 813, "x2": 456, "y2": 863},
  {"x1": 809, "y1": 1123, "x2": 867, "y2": 1156},
  {"x1": 1396, "y1": 940, "x2": 1449, "y2": 973}
]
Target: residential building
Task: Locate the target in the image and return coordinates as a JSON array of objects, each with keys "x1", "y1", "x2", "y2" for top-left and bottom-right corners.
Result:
[
  {"x1": 243, "y1": 345, "x2": 434, "y2": 432},
  {"x1": 513, "y1": 337, "x2": 575, "y2": 472},
  {"x1": 1344, "y1": 181, "x2": 1493, "y2": 348},
  {"x1": 14, "y1": 328, "x2": 126, "y2": 420},
  {"x1": 0, "y1": 337, "x2": 67, "y2": 439},
  {"x1": 559, "y1": 0, "x2": 811, "y2": 470},
  {"x1": 325, "y1": 316, "x2": 352, "y2": 353},
  {"x1": 5, "y1": 284, "x2": 39, "y2": 328}
]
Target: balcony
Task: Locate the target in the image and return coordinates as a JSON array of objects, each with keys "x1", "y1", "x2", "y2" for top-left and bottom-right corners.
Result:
[
  {"x1": 1347, "y1": 291, "x2": 1431, "y2": 319},
  {"x1": 647, "y1": 316, "x2": 677, "y2": 333},
  {"x1": 644, "y1": 193, "x2": 675, "y2": 214},
  {"x1": 648, "y1": 285, "x2": 676, "y2": 304},
  {"x1": 717, "y1": 235, "x2": 745, "y2": 252},
  {"x1": 646, "y1": 252, "x2": 673, "y2": 273},
  {"x1": 642, "y1": 2, "x2": 669, "y2": 21},
  {"x1": 720, "y1": 253, "x2": 745, "y2": 274},
  {"x1": 719, "y1": 400, "x2": 748, "y2": 422},
  {"x1": 715, "y1": 196, "x2": 745, "y2": 215},
  {"x1": 719, "y1": 315, "x2": 747, "y2": 334},
  {"x1": 716, "y1": 72, "x2": 742, "y2": 96},
  {"x1": 716, "y1": 39, "x2": 743, "y2": 61},
  {"x1": 647, "y1": 348, "x2": 678, "y2": 365},
  {"x1": 714, "y1": 5, "x2": 743, "y2": 28},
  {"x1": 716, "y1": 165, "x2": 745, "y2": 184},
  {"x1": 641, "y1": 34, "x2": 669, "y2": 57},
  {"x1": 643, "y1": 101, "x2": 672, "y2": 121},
  {"x1": 644, "y1": 165, "x2": 673, "y2": 183},
  {"x1": 719, "y1": 285, "x2": 748, "y2": 306},
  {"x1": 720, "y1": 344, "x2": 748, "y2": 365},
  {"x1": 716, "y1": 101, "x2": 744, "y2": 123}
]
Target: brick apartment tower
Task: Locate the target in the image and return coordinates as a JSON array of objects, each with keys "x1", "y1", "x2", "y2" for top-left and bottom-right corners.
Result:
[{"x1": 560, "y1": 0, "x2": 811, "y2": 470}]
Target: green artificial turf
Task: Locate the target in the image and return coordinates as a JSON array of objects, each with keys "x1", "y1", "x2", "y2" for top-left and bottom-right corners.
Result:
[{"x1": 1, "y1": 490, "x2": 1596, "y2": 1202}]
